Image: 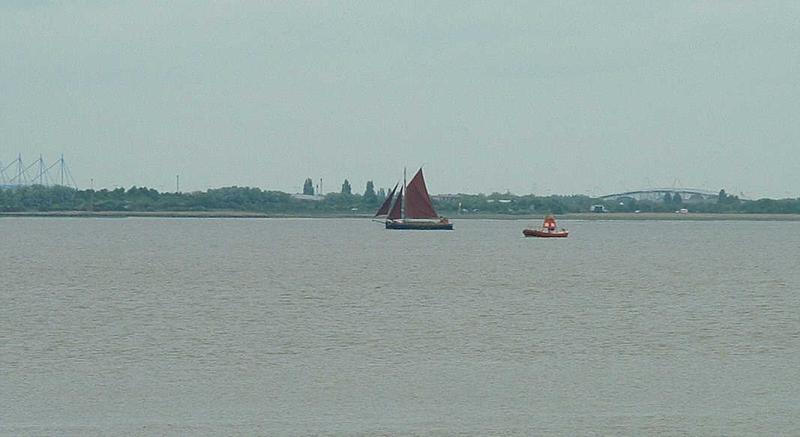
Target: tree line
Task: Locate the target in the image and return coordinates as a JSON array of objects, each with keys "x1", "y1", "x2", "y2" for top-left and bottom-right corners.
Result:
[
  {"x1": 0, "y1": 182, "x2": 385, "y2": 214},
  {"x1": 1, "y1": 184, "x2": 799, "y2": 215}
]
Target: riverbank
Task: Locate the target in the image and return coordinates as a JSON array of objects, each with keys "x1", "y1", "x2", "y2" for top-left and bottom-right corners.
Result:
[
  {"x1": 0, "y1": 211, "x2": 354, "y2": 219},
  {"x1": 458, "y1": 212, "x2": 800, "y2": 221},
  {"x1": 552, "y1": 212, "x2": 800, "y2": 221},
  {"x1": 3, "y1": 211, "x2": 800, "y2": 221}
]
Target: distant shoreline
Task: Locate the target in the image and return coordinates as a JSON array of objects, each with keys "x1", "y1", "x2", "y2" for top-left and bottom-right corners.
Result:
[
  {"x1": 3, "y1": 211, "x2": 800, "y2": 221},
  {"x1": 558, "y1": 212, "x2": 800, "y2": 221}
]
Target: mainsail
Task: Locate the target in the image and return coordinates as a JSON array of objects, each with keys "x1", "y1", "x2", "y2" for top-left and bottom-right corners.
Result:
[
  {"x1": 387, "y1": 187, "x2": 403, "y2": 220},
  {"x1": 374, "y1": 183, "x2": 398, "y2": 217},
  {"x1": 404, "y1": 168, "x2": 439, "y2": 219}
]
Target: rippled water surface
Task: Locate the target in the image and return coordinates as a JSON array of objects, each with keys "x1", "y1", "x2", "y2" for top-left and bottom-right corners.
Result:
[{"x1": 2, "y1": 218, "x2": 799, "y2": 435}]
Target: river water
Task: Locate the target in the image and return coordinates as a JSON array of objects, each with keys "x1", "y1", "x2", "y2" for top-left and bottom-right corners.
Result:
[{"x1": 1, "y1": 218, "x2": 799, "y2": 435}]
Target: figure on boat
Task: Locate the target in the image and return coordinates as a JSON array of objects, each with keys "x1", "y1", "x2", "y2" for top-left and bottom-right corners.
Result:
[
  {"x1": 523, "y1": 215, "x2": 568, "y2": 238},
  {"x1": 374, "y1": 168, "x2": 453, "y2": 230}
]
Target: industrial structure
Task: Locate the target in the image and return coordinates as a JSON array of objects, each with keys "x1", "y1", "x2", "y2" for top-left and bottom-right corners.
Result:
[{"x1": 0, "y1": 154, "x2": 78, "y2": 189}]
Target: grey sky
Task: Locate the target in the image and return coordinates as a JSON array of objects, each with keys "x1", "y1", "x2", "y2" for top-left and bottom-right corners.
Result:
[{"x1": 2, "y1": 1, "x2": 799, "y2": 198}]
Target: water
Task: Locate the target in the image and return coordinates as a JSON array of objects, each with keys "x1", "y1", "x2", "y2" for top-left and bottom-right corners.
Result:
[{"x1": 1, "y1": 218, "x2": 799, "y2": 435}]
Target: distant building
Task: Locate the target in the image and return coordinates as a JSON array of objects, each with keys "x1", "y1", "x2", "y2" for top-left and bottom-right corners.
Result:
[
  {"x1": 431, "y1": 194, "x2": 460, "y2": 201},
  {"x1": 486, "y1": 199, "x2": 511, "y2": 204},
  {"x1": 590, "y1": 204, "x2": 607, "y2": 213},
  {"x1": 291, "y1": 194, "x2": 324, "y2": 201}
]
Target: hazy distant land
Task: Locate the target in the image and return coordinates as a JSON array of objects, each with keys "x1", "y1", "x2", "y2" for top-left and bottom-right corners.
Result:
[
  {"x1": 3, "y1": 210, "x2": 800, "y2": 222},
  {"x1": 1, "y1": 185, "x2": 799, "y2": 218}
]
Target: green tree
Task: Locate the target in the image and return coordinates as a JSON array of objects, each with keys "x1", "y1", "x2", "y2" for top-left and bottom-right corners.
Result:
[
  {"x1": 663, "y1": 192, "x2": 673, "y2": 204},
  {"x1": 672, "y1": 192, "x2": 682, "y2": 204},
  {"x1": 341, "y1": 179, "x2": 352, "y2": 195},
  {"x1": 363, "y1": 180, "x2": 377, "y2": 204},
  {"x1": 718, "y1": 189, "x2": 739, "y2": 205},
  {"x1": 303, "y1": 178, "x2": 314, "y2": 195}
]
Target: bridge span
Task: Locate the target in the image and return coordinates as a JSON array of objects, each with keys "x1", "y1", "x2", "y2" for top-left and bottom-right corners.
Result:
[{"x1": 600, "y1": 188, "x2": 720, "y2": 203}]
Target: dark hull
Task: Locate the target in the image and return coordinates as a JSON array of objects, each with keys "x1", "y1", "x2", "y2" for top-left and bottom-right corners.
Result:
[
  {"x1": 386, "y1": 221, "x2": 453, "y2": 230},
  {"x1": 523, "y1": 228, "x2": 569, "y2": 238}
]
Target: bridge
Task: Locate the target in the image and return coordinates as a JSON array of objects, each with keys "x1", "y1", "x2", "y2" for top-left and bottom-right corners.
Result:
[{"x1": 599, "y1": 188, "x2": 720, "y2": 203}]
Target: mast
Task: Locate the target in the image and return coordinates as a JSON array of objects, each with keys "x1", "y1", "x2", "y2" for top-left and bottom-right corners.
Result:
[{"x1": 402, "y1": 167, "x2": 406, "y2": 220}]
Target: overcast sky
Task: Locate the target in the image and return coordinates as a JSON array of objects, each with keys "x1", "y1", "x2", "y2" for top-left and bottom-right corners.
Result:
[{"x1": 2, "y1": 1, "x2": 799, "y2": 198}]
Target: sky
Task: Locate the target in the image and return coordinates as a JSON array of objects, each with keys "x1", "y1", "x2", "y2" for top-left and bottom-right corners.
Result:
[{"x1": 2, "y1": 1, "x2": 799, "y2": 198}]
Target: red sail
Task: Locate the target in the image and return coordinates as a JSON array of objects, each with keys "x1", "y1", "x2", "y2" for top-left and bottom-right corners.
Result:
[
  {"x1": 387, "y1": 187, "x2": 403, "y2": 220},
  {"x1": 404, "y1": 168, "x2": 439, "y2": 219},
  {"x1": 374, "y1": 183, "x2": 398, "y2": 216}
]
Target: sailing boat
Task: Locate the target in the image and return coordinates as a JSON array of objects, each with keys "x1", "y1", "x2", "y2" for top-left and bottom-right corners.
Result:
[{"x1": 374, "y1": 168, "x2": 453, "y2": 230}]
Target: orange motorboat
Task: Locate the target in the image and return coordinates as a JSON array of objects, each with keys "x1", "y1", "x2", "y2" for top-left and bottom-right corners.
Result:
[{"x1": 523, "y1": 215, "x2": 569, "y2": 238}]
